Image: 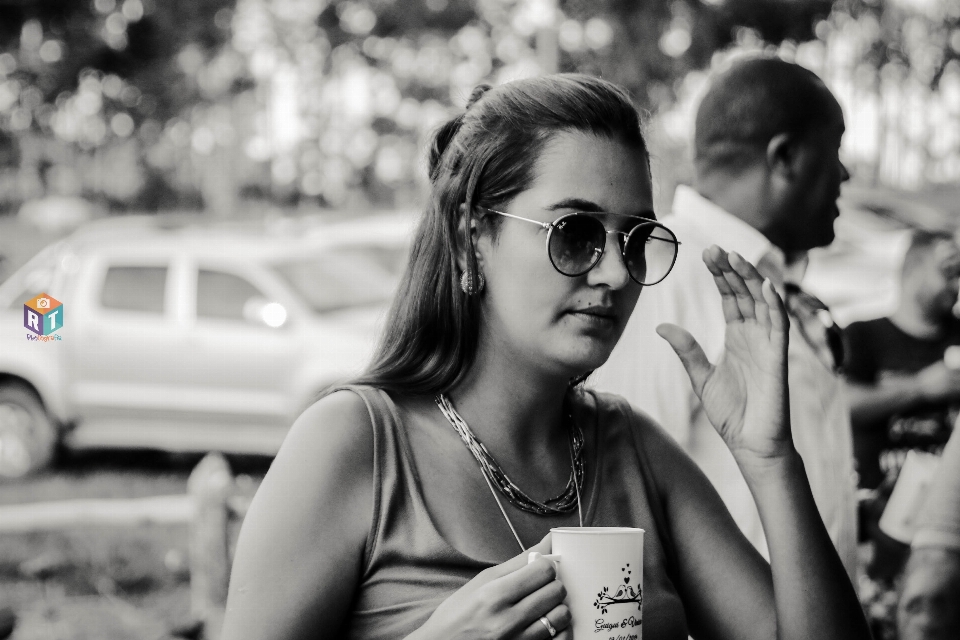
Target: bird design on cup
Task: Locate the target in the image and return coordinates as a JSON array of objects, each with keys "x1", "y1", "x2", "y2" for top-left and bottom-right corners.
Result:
[{"x1": 593, "y1": 564, "x2": 643, "y2": 614}]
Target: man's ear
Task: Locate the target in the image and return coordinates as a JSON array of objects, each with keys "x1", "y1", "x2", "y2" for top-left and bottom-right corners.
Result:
[
  {"x1": 455, "y1": 204, "x2": 483, "y2": 271},
  {"x1": 766, "y1": 132, "x2": 802, "y2": 180}
]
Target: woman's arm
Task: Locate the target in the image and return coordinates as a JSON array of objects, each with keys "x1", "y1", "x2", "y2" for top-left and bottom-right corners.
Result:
[
  {"x1": 740, "y1": 449, "x2": 863, "y2": 639},
  {"x1": 220, "y1": 390, "x2": 375, "y2": 639},
  {"x1": 656, "y1": 246, "x2": 870, "y2": 640}
]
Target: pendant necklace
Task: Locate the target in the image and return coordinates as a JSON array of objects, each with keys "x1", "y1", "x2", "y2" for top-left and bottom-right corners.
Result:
[{"x1": 435, "y1": 393, "x2": 584, "y2": 551}]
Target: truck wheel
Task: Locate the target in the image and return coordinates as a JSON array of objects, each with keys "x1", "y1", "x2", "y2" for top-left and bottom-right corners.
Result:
[{"x1": 0, "y1": 384, "x2": 57, "y2": 479}]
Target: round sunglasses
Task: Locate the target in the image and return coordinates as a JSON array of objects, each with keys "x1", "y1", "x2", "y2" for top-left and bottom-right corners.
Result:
[{"x1": 483, "y1": 208, "x2": 680, "y2": 286}]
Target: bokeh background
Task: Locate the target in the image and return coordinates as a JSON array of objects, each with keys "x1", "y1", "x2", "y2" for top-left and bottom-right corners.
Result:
[
  {"x1": 0, "y1": 0, "x2": 958, "y2": 224},
  {"x1": 1, "y1": 1, "x2": 960, "y2": 639}
]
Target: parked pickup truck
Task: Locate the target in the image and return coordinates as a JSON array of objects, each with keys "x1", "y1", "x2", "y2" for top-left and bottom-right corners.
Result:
[{"x1": 0, "y1": 212, "x2": 413, "y2": 478}]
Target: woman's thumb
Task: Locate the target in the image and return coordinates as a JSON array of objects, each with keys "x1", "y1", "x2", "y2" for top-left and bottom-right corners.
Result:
[
  {"x1": 488, "y1": 533, "x2": 553, "y2": 578},
  {"x1": 656, "y1": 323, "x2": 712, "y2": 397}
]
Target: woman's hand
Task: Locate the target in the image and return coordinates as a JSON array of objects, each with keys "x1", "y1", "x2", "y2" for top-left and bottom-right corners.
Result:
[
  {"x1": 657, "y1": 246, "x2": 793, "y2": 466},
  {"x1": 409, "y1": 535, "x2": 571, "y2": 640}
]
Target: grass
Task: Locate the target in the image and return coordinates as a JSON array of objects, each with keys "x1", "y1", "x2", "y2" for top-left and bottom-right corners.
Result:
[
  {"x1": 2, "y1": 527, "x2": 191, "y2": 640},
  {"x1": 0, "y1": 451, "x2": 268, "y2": 640}
]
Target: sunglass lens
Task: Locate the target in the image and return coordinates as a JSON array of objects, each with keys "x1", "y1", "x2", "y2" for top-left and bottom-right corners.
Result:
[
  {"x1": 625, "y1": 223, "x2": 678, "y2": 285},
  {"x1": 549, "y1": 215, "x2": 606, "y2": 276}
]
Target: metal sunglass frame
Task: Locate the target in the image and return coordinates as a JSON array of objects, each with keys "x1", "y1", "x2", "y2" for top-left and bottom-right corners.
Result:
[{"x1": 482, "y1": 208, "x2": 680, "y2": 286}]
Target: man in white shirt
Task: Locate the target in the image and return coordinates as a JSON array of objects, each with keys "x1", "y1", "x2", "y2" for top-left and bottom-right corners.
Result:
[{"x1": 595, "y1": 57, "x2": 859, "y2": 580}]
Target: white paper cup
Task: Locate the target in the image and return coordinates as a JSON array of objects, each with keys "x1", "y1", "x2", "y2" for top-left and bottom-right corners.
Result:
[
  {"x1": 529, "y1": 527, "x2": 644, "y2": 639},
  {"x1": 880, "y1": 450, "x2": 941, "y2": 543}
]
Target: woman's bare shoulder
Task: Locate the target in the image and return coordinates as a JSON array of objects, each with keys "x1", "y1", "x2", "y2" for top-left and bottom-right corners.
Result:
[
  {"x1": 250, "y1": 388, "x2": 377, "y2": 527},
  {"x1": 589, "y1": 389, "x2": 702, "y2": 486},
  {"x1": 590, "y1": 390, "x2": 685, "y2": 449},
  {"x1": 283, "y1": 388, "x2": 376, "y2": 462}
]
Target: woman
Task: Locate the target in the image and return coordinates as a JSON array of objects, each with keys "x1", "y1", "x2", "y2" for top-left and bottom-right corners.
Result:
[{"x1": 221, "y1": 74, "x2": 869, "y2": 639}]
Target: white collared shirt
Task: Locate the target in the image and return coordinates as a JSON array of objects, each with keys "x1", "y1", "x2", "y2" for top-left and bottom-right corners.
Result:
[{"x1": 593, "y1": 185, "x2": 858, "y2": 580}]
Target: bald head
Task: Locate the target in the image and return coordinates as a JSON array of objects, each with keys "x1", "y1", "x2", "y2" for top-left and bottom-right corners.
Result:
[{"x1": 694, "y1": 57, "x2": 843, "y2": 177}]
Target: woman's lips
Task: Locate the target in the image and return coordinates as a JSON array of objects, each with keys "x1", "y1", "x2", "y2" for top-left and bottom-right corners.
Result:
[{"x1": 568, "y1": 307, "x2": 618, "y2": 326}]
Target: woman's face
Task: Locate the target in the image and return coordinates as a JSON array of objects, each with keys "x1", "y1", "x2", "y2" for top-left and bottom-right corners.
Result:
[{"x1": 474, "y1": 131, "x2": 653, "y2": 379}]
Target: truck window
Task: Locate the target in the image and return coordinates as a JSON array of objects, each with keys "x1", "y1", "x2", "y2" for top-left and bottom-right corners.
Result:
[
  {"x1": 100, "y1": 266, "x2": 167, "y2": 314},
  {"x1": 271, "y1": 246, "x2": 405, "y2": 314},
  {"x1": 196, "y1": 270, "x2": 263, "y2": 322}
]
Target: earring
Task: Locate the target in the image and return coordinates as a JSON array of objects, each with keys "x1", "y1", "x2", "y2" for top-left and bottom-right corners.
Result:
[{"x1": 460, "y1": 270, "x2": 485, "y2": 295}]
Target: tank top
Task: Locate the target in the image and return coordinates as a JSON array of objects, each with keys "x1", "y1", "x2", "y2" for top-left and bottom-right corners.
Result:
[{"x1": 338, "y1": 385, "x2": 689, "y2": 639}]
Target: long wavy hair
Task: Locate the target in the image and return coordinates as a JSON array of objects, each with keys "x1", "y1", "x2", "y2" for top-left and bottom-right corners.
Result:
[{"x1": 347, "y1": 74, "x2": 649, "y2": 396}]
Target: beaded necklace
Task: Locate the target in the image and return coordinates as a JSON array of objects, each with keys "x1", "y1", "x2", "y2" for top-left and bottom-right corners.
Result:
[{"x1": 435, "y1": 393, "x2": 584, "y2": 551}]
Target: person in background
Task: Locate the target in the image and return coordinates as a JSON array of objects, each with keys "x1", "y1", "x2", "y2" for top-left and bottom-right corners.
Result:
[
  {"x1": 897, "y1": 424, "x2": 960, "y2": 640},
  {"x1": 842, "y1": 231, "x2": 960, "y2": 634},
  {"x1": 844, "y1": 231, "x2": 960, "y2": 494},
  {"x1": 220, "y1": 73, "x2": 870, "y2": 640},
  {"x1": 593, "y1": 56, "x2": 858, "y2": 580}
]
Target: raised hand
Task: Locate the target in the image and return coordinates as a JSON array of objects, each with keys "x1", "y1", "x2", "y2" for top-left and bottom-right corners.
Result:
[{"x1": 656, "y1": 246, "x2": 793, "y2": 464}]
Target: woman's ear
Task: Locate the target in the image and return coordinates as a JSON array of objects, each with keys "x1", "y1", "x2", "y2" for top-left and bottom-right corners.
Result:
[{"x1": 455, "y1": 204, "x2": 483, "y2": 271}]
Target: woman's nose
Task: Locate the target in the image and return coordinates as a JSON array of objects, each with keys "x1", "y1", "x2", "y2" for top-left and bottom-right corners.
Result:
[{"x1": 586, "y1": 232, "x2": 632, "y2": 290}]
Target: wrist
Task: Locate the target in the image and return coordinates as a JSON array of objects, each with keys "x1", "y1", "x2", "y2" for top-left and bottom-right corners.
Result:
[{"x1": 734, "y1": 446, "x2": 804, "y2": 486}]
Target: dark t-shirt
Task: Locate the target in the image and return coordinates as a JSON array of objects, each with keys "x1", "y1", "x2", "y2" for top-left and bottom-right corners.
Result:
[{"x1": 843, "y1": 317, "x2": 960, "y2": 489}]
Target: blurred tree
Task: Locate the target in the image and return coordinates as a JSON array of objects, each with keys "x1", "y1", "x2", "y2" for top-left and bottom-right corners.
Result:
[
  {"x1": 3, "y1": 0, "x2": 955, "y2": 211},
  {"x1": 229, "y1": 0, "x2": 844, "y2": 209},
  {"x1": 562, "y1": 0, "x2": 834, "y2": 111},
  {"x1": 833, "y1": 0, "x2": 960, "y2": 87},
  {"x1": 0, "y1": 0, "x2": 237, "y2": 210},
  {"x1": 814, "y1": 0, "x2": 960, "y2": 187}
]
